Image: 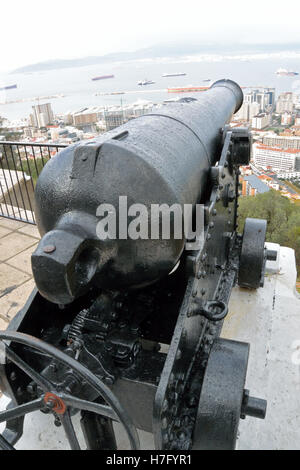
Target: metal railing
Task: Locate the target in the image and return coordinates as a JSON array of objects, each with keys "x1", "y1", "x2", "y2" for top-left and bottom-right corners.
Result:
[{"x1": 0, "y1": 141, "x2": 67, "y2": 224}]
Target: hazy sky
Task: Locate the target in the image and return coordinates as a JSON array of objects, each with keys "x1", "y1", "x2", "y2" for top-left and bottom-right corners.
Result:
[{"x1": 2, "y1": 0, "x2": 300, "y2": 72}]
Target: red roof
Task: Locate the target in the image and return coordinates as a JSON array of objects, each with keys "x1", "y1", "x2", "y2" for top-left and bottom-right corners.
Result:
[{"x1": 256, "y1": 144, "x2": 300, "y2": 154}]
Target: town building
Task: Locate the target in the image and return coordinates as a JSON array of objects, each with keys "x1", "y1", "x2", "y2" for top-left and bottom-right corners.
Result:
[
  {"x1": 277, "y1": 171, "x2": 300, "y2": 179},
  {"x1": 253, "y1": 143, "x2": 300, "y2": 171},
  {"x1": 276, "y1": 92, "x2": 294, "y2": 114},
  {"x1": 281, "y1": 112, "x2": 293, "y2": 126},
  {"x1": 235, "y1": 101, "x2": 260, "y2": 122},
  {"x1": 241, "y1": 175, "x2": 270, "y2": 196},
  {"x1": 30, "y1": 103, "x2": 54, "y2": 128},
  {"x1": 251, "y1": 113, "x2": 270, "y2": 129},
  {"x1": 104, "y1": 111, "x2": 125, "y2": 131},
  {"x1": 73, "y1": 106, "x2": 103, "y2": 126},
  {"x1": 243, "y1": 88, "x2": 275, "y2": 112},
  {"x1": 262, "y1": 134, "x2": 300, "y2": 150}
]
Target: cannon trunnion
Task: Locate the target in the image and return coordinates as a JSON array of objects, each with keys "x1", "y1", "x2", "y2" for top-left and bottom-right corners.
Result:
[{"x1": 0, "y1": 80, "x2": 268, "y2": 450}]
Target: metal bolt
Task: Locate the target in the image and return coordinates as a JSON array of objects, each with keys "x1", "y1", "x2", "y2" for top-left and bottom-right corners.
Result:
[
  {"x1": 162, "y1": 399, "x2": 169, "y2": 412},
  {"x1": 117, "y1": 346, "x2": 128, "y2": 356},
  {"x1": 105, "y1": 342, "x2": 113, "y2": 352},
  {"x1": 49, "y1": 362, "x2": 57, "y2": 372},
  {"x1": 188, "y1": 396, "x2": 197, "y2": 407},
  {"x1": 27, "y1": 383, "x2": 36, "y2": 394},
  {"x1": 162, "y1": 417, "x2": 168, "y2": 429},
  {"x1": 176, "y1": 349, "x2": 182, "y2": 360},
  {"x1": 130, "y1": 325, "x2": 140, "y2": 334},
  {"x1": 104, "y1": 376, "x2": 114, "y2": 385},
  {"x1": 43, "y1": 245, "x2": 56, "y2": 254},
  {"x1": 10, "y1": 371, "x2": 17, "y2": 381},
  {"x1": 45, "y1": 399, "x2": 55, "y2": 410}
]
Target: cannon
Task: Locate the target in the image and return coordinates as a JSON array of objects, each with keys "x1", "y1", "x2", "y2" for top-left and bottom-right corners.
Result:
[{"x1": 0, "y1": 79, "x2": 271, "y2": 450}]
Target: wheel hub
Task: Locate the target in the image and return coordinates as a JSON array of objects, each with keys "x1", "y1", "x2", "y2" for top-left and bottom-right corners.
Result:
[{"x1": 43, "y1": 392, "x2": 66, "y2": 415}]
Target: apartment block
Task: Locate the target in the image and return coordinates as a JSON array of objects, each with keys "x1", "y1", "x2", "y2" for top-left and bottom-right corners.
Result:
[
  {"x1": 262, "y1": 134, "x2": 300, "y2": 150},
  {"x1": 253, "y1": 143, "x2": 300, "y2": 171}
]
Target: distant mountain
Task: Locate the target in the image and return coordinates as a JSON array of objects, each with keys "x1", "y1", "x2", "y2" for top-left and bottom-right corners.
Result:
[{"x1": 11, "y1": 42, "x2": 300, "y2": 74}]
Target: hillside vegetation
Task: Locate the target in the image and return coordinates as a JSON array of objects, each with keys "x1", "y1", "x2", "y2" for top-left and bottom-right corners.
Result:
[{"x1": 238, "y1": 190, "x2": 300, "y2": 280}]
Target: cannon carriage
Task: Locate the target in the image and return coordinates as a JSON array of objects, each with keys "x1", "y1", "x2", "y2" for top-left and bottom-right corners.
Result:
[{"x1": 0, "y1": 79, "x2": 270, "y2": 450}]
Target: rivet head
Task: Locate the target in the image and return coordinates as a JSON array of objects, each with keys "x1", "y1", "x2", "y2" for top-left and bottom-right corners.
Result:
[{"x1": 43, "y1": 245, "x2": 56, "y2": 254}]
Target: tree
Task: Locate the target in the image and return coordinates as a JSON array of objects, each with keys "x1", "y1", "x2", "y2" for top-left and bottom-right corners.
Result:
[{"x1": 0, "y1": 115, "x2": 21, "y2": 142}]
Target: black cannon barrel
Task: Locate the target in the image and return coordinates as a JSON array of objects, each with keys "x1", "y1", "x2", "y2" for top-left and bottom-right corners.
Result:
[{"x1": 32, "y1": 79, "x2": 243, "y2": 304}]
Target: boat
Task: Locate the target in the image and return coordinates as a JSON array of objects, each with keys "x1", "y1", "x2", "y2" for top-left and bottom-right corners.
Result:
[
  {"x1": 138, "y1": 80, "x2": 155, "y2": 86},
  {"x1": 203, "y1": 79, "x2": 211, "y2": 82},
  {"x1": 0, "y1": 84, "x2": 17, "y2": 91},
  {"x1": 91, "y1": 74, "x2": 114, "y2": 81},
  {"x1": 276, "y1": 68, "x2": 299, "y2": 77},
  {"x1": 167, "y1": 86, "x2": 209, "y2": 93},
  {"x1": 162, "y1": 72, "x2": 186, "y2": 77},
  {"x1": 164, "y1": 97, "x2": 180, "y2": 103}
]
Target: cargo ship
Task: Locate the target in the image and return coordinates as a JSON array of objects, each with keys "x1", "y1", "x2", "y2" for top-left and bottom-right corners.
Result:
[
  {"x1": 162, "y1": 72, "x2": 186, "y2": 77},
  {"x1": 138, "y1": 79, "x2": 155, "y2": 86},
  {"x1": 0, "y1": 84, "x2": 17, "y2": 91},
  {"x1": 91, "y1": 74, "x2": 114, "y2": 81},
  {"x1": 168, "y1": 85, "x2": 209, "y2": 93},
  {"x1": 276, "y1": 68, "x2": 299, "y2": 77}
]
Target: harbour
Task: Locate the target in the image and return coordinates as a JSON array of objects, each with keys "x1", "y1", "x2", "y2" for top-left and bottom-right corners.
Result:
[{"x1": 1, "y1": 53, "x2": 300, "y2": 121}]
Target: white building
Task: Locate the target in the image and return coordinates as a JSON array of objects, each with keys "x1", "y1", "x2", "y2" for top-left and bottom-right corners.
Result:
[
  {"x1": 30, "y1": 103, "x2": 54, "y2": 128},
  {"x1": 253, "y1": 143, "x2": 300, "y2": 171},
  {"x1": 235, "y1": 101, "x2": 260, "y2": 122},
  {"x1": 281, "y1": 112, "x2": 293, "y2": 126},
  {"x1": 277, "y1": 171, "x2": 300, "y2": 179},
  {"x1": 252, "y1": 113, "x2": 270, "y2": 130},
  {"x1": 262, "y1": 133, "x2": 300, "y2": 150},
  {"x1": 276, "y1": 92, "x2": 294, "y2": 114}
]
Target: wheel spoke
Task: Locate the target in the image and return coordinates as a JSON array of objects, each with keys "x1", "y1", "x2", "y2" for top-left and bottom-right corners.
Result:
[
  {"x1": 0, "y1": 331, "x2": 140, "y2": 450},
  {"x1": 60, "y1": 409, "x2": 81, "y2": 450},
  {"x1": 5, "y1": 344, "x2": 53, "y2": 392},
  {"x1": 61, "y1": 393, "x2": 118, "y2": 421},
  {"x1": 0, "y1": 398, "x2": 44, "y2": 424}
]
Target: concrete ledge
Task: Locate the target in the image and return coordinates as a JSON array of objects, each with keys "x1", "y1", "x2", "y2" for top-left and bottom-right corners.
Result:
[{"x1": 222, "y1": 245, "x2": 300, "y2": 449}]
